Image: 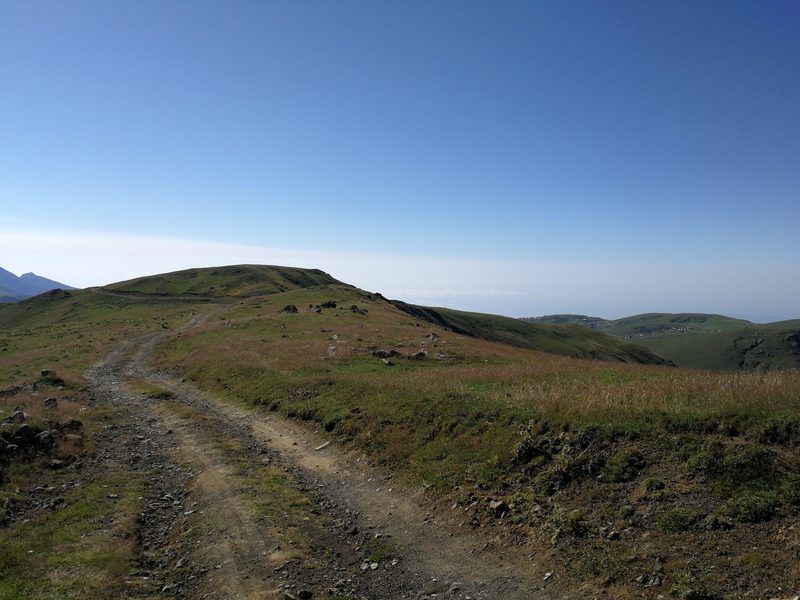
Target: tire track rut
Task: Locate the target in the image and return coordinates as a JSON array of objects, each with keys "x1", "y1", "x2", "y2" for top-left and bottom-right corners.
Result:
[{"x1": 91, "y1": 314, "x2": 563, "y2": 599}]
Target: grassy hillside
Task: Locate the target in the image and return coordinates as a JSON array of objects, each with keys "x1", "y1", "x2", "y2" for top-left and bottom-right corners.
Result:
[
  {"x1": 529, "y1": 312, "x2": 800, "y2": 370},
  {"x1": 151, "y1": 282, "x2": 800, "y2": 596},
  {"x1": 638, "y1": 326, "x2": 800, "y2": 371},
  {"x1": 3, "y1": 264, "x2": 800, "y2": 596},
  {"x1": 106, "y1": 264, "x2": 343, "y2": 298},
  {"x1": 391, "y1": 301, "x2": 670, "y2": 365}
]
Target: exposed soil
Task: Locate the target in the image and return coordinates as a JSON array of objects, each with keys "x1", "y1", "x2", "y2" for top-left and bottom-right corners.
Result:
[{"x1": 81, "y1": 314, "x2": 572, "y2": 598}]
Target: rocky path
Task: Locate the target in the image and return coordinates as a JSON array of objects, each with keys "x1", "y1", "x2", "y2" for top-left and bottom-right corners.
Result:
[{"x1": 87, "y1": 315, "x2": 564, "y2": 599}]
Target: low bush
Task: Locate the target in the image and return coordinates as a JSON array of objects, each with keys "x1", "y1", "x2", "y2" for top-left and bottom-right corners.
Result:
[{"x1": 605, "y1": 447, "x2": 645, "y2": 483}]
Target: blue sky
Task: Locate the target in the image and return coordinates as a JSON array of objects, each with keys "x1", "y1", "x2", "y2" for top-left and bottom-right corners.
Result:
[{"x1": 1, "y1": 1, "x2": 798, "y2": 319}]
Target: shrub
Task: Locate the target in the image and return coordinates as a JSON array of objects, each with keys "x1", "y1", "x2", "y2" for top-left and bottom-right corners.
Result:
[
  {"x1": 720, "y1": 446, "x2": 775, "y2": 482},
  {"x1": 721, "y1": 491, "x2": 779, "y2": 523},
  {"x1": 605, "y1": 447, "x2": 645, "y2": 483},
  {"x1": 641, "y1": 477, "x2": 665, "y2": 492},
  {"x1": 547, "y1": 508, "x2": 589, "y2": 539},
  {"x1": 658, "y1": 508, "x2": 699, "y2": 533}
]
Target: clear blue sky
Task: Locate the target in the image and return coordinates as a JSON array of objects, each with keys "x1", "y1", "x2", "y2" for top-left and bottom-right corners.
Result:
[{"x1": 1, "y1": 1, "x2": 798, "y2": 318}]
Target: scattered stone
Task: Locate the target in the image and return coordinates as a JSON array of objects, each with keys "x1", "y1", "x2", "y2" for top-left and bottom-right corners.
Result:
[
  {"x1": 370, "y1": 562, "x2": 378, "y2": 570},
  {"x1": 313, "y1": 441, "x2": 330, "y2": 451},
  {"x1": 544, "y1": 571, "x2": 553, "y2": 581},
  {"x1": 5, "y1": 411, "x2": 25, "y2": 425},
  {"x1": 349, "y1": 304, "x2": 367, "y2": 315},
  {"x1": 488, "y1": 499, "x2": 509, "y2": 517},
  {"x1": 371, "y1": 349, "x2": 401, "y2": 359},
  {"x1": 382, "y1": 358, "x2": 394, "y2": 366},
  {"x1": 43, "y1": 397, "x2": 58, "y2": 409},
  {"x1": 408, "y1": 350, "x2": 428, "y2": 360},
  {"x1": 48, "y1": 459, "x2": 64, "y2": 469},
  {"x1": 279, "y1": 305, "x2": 298, "y2": 314}
]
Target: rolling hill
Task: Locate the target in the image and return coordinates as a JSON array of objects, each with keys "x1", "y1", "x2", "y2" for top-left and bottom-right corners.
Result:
[
  {"x1": 105, "y1": 264, "x2": 343, "y2": 298},
  {"x1": 3, "y1": 264, "x2": 800, "y2": 598},
  {"x1": 526, "y1": 312, "x2": 800, "y2": 370},
  {"x1": 391, "y1": 301, "x2": 670, "y2": 365}
]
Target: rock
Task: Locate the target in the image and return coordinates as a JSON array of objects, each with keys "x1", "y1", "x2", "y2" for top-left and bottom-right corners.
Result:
[
  {"x1": 36, "y1": 430, "x2": 54, "y2": 448},
  {"x1": 382, "y1": 358, "x2": 394, "y2": 366},
  {"x1": 371, "y1": 349, "x2": 401, "y2": 359},
  {"x1": 43, "y1": 397, "x2": 58, "y2": 409},
  {"x1": 5, "y1": 411, "x2": 25, "y2": 425},
  {"x1": 313, "y1": 441, "x2": 330, "y2": 451},
  {"x1": 283, "y1": 592, "x2": 299, "y2": 600},
  {"x1": 279, "y1": 305, "x2": 298, "y2": 314},
  {"x1": 607, "y1": 530, "x2": 620, "y2": 540},
  {"x1": 41, "y1": 369, "x2": 52, "y2": 376},
  {"x1": 349, "y1": 304, "x2": 367, "y2": 315},
  {"x1": 48, "y1": 459, "x2": 65, "y2": 469},
  {"x1": 653, "y1": 560, "x2": 664, "y2": 574},
  {"x1": 13, "y1": 424, "x2": 38, "y2": 446},
  {"x1": 370, "y1": 562, "x2": 378, "y2": 570},
  {"x1": 409, "y1": 350, "x2": 428, "y2": 360},
  {"x1": 544, "y1": 571, "x2": 553, "y2": 581},
  {"x1": 488, "y1": 499, "x2": 509, "y2": 517}
]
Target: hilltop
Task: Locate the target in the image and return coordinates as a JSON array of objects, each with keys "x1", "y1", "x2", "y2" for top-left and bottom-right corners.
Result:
[
  {"x1": 105, "y1": 264, "x2": 343, "y2": 297},
  {"x1": 0, "y1": 267, "x2": 74, "y2": 302}
]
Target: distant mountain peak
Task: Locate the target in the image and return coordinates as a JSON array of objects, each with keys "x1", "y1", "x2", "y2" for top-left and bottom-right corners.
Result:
[{"x1": 0, "y1": 267, "x2": 75, "y2": 302}]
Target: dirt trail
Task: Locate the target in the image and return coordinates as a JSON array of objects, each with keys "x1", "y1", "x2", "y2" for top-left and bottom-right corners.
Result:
[{"x1": 92, "y1": 314, "x2": 567, "y2": 599}]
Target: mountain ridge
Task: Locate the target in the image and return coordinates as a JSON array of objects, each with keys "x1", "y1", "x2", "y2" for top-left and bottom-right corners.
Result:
[{"x1": 0, "y1": 267, "x2": 75, "y2": 302}]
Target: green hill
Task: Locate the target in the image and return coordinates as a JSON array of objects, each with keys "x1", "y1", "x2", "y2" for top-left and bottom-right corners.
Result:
[
  {"x1": 105, "y1": 264, "x2": 343, "y2": 298},
  {"x1": 391, "y1": 301, "x2": 670, "y2": 365},
  {"x1": 528, "y1": 312, "x2": 800, "y2": 370}
]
